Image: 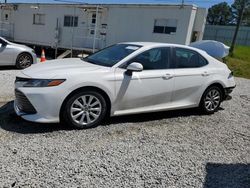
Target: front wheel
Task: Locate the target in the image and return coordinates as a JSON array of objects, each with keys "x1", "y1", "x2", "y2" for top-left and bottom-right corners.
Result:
[
  {"x1": 200, "y1": 86, "x2": 223, "y2": 114},
  {"x1": 61, "y1": 90, "x2": 108, "y2": 129},
  {"x1": 16, "y1": 53, "x2": 33, "y2": 69}
]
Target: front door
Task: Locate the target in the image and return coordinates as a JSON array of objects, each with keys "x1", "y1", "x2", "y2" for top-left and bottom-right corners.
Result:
[
  {"x1": 113, "y1": 47, "x2": 175, "y2": 115},
  {"x1": 0, "y1": 38, "x2": 13, "y2": 66}
]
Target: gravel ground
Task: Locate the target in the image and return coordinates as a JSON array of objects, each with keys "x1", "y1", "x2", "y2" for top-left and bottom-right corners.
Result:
[
  {"x1": 0, "y1": 68, "x2": 19, "y2": 102},
  {"x1": 0, "y1": 69, "x2": 249, "y2": 187}
]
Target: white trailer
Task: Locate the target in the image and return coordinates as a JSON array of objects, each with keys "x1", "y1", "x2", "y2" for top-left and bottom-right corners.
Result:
[{"x1": 0, "y1": 3, "x2": 207, "y2": 52}]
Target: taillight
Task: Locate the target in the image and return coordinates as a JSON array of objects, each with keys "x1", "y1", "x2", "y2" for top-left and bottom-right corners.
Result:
[{"x1": 228, "y1": 71, "x2": 234, "y2": 79}]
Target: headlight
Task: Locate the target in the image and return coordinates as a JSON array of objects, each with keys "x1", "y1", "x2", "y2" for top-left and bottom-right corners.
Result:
[{"x1": 15, "y1": 77, "x2": 66, "y2": 87}]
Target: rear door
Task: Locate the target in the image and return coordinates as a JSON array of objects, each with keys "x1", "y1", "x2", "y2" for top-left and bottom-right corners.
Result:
[{"x1": 172, "y1": 47, "x2": 210, "y2": 107}]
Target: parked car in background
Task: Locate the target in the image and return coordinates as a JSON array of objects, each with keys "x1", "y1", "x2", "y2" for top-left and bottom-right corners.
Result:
[
  {"x1": 14, "y1": 42, "x2": 236, "y2": 129},
  {"x1": 0, "y1": 37, "x2": 37, "y2": 69}
]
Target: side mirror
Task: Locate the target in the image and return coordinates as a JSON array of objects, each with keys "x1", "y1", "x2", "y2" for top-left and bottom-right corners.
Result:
[{"x1": 126, "y1": 62, "x2": 143, "y2": 72}]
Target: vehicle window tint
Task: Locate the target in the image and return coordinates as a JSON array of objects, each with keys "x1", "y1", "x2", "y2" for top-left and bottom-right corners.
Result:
[
  {"x1": 129, "y1": 48, "x2": 170, "y2": 70},
  {"x1": 175, "y1": 48, "x2": 208, "y2": 68},
  {"x1": 84, "y1": 44, "x2": 141, "y2": 67},
  {"x1": 199, "y1": 55, "x2": 208, "y2": 67}
]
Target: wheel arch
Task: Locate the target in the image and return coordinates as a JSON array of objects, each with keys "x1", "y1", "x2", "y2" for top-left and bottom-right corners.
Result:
[
  {"x1": 199, "y1": 82, "x2": 225, "y2": 105},
  {"x1": 16, "y1": 51, "x2": 33, "y2": 62},
  {"x1": 206, "y1": 82, "x2": 225, "y2": 97},
  {"x1": 59, "y1": 86, "x2": 112, "y2": 120}
]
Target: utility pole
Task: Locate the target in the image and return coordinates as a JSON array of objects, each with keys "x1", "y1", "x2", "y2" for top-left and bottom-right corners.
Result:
[
  {"x1": 92, "y1": 5, "x2": 99, "y2": 53},
  {"x1": 230, "y1": 0, "x2": 246, "y2": 55},
  {"x1": 181, "y1": 0, "x2": 184, "y2": 8}
]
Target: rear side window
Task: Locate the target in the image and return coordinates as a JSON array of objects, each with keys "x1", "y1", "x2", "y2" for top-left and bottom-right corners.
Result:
[{"x1": 175, "y1": 48, "x2": 208, "y2": 68}]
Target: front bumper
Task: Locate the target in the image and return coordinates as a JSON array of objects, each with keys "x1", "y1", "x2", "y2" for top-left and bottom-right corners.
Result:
[
  {"x1": 31, "y1": 52, "x2": 37, "y2": 64},
  {"x1": 14, "y1": 87, "x2": 65, "y2": 123},
  {"x1": 223, "y1": 85, "x2": 236, "y2": 101}
]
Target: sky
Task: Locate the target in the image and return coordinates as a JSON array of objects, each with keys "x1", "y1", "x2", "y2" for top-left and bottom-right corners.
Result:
[{"x1": 1, "y1": 0, "x2": 235, "y2": 8}]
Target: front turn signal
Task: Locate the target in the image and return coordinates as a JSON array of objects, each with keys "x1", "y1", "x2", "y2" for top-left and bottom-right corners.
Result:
[{"x1": 47, "y1": 79, "x2": 66, "y2": 87}]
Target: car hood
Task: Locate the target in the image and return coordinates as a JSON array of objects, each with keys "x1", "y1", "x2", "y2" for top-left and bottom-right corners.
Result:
[{"x1": 20, "y1": 58, "x2": 107, "y2": 79}]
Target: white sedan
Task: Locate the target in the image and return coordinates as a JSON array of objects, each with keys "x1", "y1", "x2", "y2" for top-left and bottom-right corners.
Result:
[
  {"x1": 14, "y1": 42, "x2": 236, "y2": 129},
  {"x1": 0, "y1": 37, "x2": 37, "y2": 69}
]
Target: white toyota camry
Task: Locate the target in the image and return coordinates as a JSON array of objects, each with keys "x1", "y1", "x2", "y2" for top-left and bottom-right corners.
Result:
[{"x1": 14, "y1": 42, "x2": 236, "y2": 129}]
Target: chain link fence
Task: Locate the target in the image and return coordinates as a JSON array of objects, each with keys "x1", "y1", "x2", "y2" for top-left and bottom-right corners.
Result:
[{"x1": 203, "y1": 25, "x2": 250, "y2": 46}]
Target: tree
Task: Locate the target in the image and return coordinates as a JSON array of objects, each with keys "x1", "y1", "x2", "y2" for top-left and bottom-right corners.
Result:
[
  {"x1": 207, "y1": 2, "x2": 232, "y2": 25},
  {"x1": 232, "y1": 0, "x2": 250, "y2": 25},
  {"x1": 230, "y1": 0, "x2": 250, "y2": 55}
]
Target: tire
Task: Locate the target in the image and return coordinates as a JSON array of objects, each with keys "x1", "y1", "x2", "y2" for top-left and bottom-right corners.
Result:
[
  {"x1": 61, "y1": 90, "x2": 108, "y2": 129},
  {"x1": 200, "y1": 86, "x2": 223, "y2": 114},
  {"x1": 16, "y1": 53, "x2": 33, "y2": 69}
]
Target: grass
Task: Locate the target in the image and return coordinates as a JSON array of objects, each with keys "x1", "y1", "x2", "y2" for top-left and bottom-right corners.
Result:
[{"x1": 225, "y1": 45, "x2": 250, "y2": 79}]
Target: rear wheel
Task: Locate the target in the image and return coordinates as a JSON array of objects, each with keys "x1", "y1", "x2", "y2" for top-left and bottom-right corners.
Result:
[
  {"x1": 61, "y1": 90, "x2": 107, "y2": 129},
  {"x1": 200, "y1": 86, "x2": 223, "y2": 114},
  {"x1": 16, "y1": 53, "x2": 33, "y2": 69}
]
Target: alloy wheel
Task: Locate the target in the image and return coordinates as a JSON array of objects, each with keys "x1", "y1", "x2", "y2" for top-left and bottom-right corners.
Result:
[
  {"x1": 18, "y1": 54, "x2": 32, "y2": 69},
  {"x1": 70, "y1": 94, "x2": 102, "y2": 126},
  {"x1": 204, "y1": 89, "x2": 221, "y2": 112}
]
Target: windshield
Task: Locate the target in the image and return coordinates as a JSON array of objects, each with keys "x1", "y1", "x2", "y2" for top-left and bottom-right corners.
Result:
[{"x1": 82, "y1": 44, "x2": 141, "y2": 67}]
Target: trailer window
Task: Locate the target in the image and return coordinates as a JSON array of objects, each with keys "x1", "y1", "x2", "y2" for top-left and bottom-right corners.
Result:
[
  {"x1": 153, "y1": 19, "x2": 177, "y2": 34},
  {"x1": 64, "y1": 16, "x2": 78, "y2": 27},
  {"x1": 33, "y1": 14, "x2": 45, "y2": 25},
  {"x1": 5, "y1": 14, "x2": 8, "y2": 21},
  {"x1": 92, "y1": 14, "x2": 96, "y2": 24}
]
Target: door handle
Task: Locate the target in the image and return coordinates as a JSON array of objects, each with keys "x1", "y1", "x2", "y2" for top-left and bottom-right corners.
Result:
[
  {"x1": 162, "y1": 74, "x2": 173, "y2": 80},
  {"x1": 202, "y1": 72, "x2": 210, "y2": 77}
]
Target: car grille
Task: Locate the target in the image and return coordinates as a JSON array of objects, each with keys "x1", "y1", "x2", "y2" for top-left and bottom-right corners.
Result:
[{"x1": 15, "y1": 89, "x2": 37, "y2": 114}]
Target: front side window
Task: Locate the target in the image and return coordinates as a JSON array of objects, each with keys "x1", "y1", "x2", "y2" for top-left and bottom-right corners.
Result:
[
  {"x1": 64, "y1": 16, "x2": 78, "y2": 27},
  {"x1": 128, "y1": 48, "x2": 170, "y2": 70},
  {"x1": 83, "y1": 44, "x2": 141, "y2": 67},
  {"x1": 175, "y1": 48, "x2": 208, "y2": 68},
  {"x1": 33, "y1": 14, "x2": 45, "y2": 25}
]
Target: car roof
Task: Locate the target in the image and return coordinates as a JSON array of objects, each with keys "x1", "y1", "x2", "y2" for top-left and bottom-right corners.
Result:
[
  {"x1": 120, "y1": 42, "x2": 207, "y2": 55},
  {"x1": 120, "y1": 42, "x2": 203, "y2": 50}
]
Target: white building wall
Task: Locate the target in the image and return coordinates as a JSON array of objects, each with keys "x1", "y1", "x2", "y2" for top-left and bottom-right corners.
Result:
[
  {"x1": 0, "y1": 4, "x2": 207, "y2": 49},
  {"x1": 106, "y1": 5, "x2": 197, "y2": 45},
  {"x1": 184, "y1": 7, "x2": 197, "y2": 44},
  {"x1": 0, "y1": 6, "x2": 15, "y2": 38},
  {"x1": 12, "y1": 5, "x2": 56, "y2": 46},
  {"x1": 10, "y1": 4, "x2": 108, "y2": 49},
  {"x1": 193, "y1": 8, "x2": 207, "y2": 41}
]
